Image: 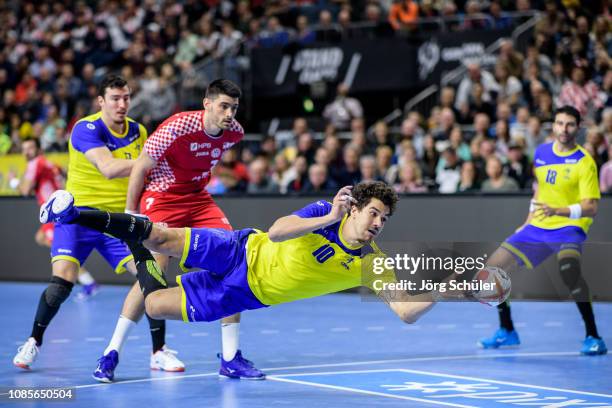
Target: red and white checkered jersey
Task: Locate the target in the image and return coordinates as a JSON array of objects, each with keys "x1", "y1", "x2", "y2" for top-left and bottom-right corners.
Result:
[
  {"x1": 24, "y1": 155, "x2": 63, "y2": 205},
  {"x1": 144, "y1": 110, "x2": 244, "y2": 194}
]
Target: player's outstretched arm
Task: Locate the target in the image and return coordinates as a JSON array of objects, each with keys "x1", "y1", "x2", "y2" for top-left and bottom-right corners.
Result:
[
  {"x1": 85, "y1": 146, "x2": 135, "y2": 179},
  {"x1": 268, "y1": 186, "x2": 355, "y2": 242},
  {"x1": 378, "y1": 290, "x2": 435, "y2": 324},
  {"x1": 126, "y1": 151, "x2": 157, "y2": 212}
]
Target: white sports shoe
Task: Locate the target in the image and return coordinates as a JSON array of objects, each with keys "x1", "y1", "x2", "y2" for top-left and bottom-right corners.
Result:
[
  {"x1": 150, "y1": 346, "x2": 185, "y2": 372},
  {"x1": 39, "y1": 190, "x2": 76, "y2": 224},
  {"x1": 13, "y1": 337, "x2": 39, "y2": 369}
]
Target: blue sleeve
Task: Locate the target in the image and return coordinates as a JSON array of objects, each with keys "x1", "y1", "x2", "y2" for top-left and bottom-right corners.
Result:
[
  {"x1": 292, "y1": 200, "x2": 332, "y2": 219},
  {"x1": 70, "y1": 121, "x2": 106, "y2": 153}
]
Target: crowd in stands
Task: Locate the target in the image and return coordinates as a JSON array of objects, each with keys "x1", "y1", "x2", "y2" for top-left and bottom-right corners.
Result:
[{"x1": 0, "y1": 0, "x2": 611, "y2": 195}]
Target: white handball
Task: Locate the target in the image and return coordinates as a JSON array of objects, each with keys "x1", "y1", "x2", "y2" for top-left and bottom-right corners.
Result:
[{"x1": 471, "y1": 266, "x2": 511, "y2": 306}]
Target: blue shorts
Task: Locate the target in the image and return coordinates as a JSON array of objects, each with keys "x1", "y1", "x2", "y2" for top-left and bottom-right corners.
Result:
[
  {"x1": 502, "y1": 225, "x2": 586, "y2": 269},
  {"x1": 176, "y1": 228, "x2": 268, "y2": 322},
  {"x1": 51, "y1": 211, "x2": 133, "y2": 273}
]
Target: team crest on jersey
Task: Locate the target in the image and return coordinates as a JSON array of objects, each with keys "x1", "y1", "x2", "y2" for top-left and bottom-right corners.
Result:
[
  {"x1": 87, "y1": 123, "x2": 96, "y2": 130},
  {"x1": 211, "y1": 148, "x2": 221, "y2": 158}
]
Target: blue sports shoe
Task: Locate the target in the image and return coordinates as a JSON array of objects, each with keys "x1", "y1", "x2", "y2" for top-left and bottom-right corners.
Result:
[
  {"x1": 93, "y1": 350, "x2": 119, "y2": 383},
  {"x1": 580, "y1": 336, "x2": 607, "y2": 356},
  {"x1": 478, "y1": 328, "x2": 521, "y2": 349},
  {"x1": 218, "y1": 350, "x2": 265, "y2": 380},
  {"x1": 74, "y1": 282, "x2": 101, "y2": 302},
  {"x1": 39, "y1": 190, "x2": 78, "y2": 224}
]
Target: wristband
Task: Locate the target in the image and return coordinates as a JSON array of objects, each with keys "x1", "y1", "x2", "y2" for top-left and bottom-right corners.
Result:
[
  {"x1": 568, "y1": 204, "x2": 582, "y2": 219},
  {"x1": 125, "y1": 209, "x2": 138, "y2": 215}
]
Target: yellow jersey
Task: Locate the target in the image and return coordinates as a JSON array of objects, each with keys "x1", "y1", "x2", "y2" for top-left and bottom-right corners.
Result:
[
  {"x1": 245, "y1": 200, "x2": 393, "y2": 305},
  {"x1": 66, "y1": 112, "x2": 147, "y2": 212},
  {"x1": 530, "y1": 142, "x2": 600, "y2": 232}
]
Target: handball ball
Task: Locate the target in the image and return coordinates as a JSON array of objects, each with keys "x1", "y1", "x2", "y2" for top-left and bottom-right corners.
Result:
[{"x1": 472, "y1": 267, "x2": 511, "y2": 306}]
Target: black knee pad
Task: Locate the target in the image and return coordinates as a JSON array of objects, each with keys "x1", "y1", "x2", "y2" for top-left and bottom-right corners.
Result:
[
  {"x1": 559, "y1": 257, "x2": 581, "y2": 290},
  {"x1": 44, "y1": 276, "x2": 74, "y2": 307}
]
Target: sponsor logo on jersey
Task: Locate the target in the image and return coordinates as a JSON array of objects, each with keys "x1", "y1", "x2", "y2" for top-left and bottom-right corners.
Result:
[
  {"x1": 57, "y1": 249, "x2": 73, "y2": 254},
  {"x1": 535, "y1": 159, "x2": 546, "y2": 165},
  {"x1": 565, "y1": 159, "x2": 577, "y2": 163},
  {"x1": 190, "y1": 142, "x2": 212, "y2": 151}
]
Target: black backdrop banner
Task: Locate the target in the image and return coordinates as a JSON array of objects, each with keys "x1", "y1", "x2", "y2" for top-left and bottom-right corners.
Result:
[
  {"x1": 251, "y1": 29, "x2": 514, "y2": 98},
  {"x1": 251, "y1": 39, "x2": 419, "y2": 97},
  {"x1": 417, "y1": 28, "x2": 514, "y2": 83}
]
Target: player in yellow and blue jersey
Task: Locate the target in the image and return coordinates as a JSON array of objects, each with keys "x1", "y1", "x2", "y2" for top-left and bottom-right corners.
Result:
[
  {"x1": 38, "y1": 182, "x2": 441, "y2": 365},
  {"x1": 478, "y1": 106, "x2": 607, "y2": 355},
  {"x1": 13, "y1": 75, "x2": 186, "y2": 381}
]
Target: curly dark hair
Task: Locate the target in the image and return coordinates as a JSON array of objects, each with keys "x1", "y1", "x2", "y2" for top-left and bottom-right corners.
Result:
[{"x1": 351, "y1": 181, "x2": 398, "y2": 216}]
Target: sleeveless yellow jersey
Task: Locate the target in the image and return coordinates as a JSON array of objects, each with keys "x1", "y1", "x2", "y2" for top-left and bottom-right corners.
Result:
[
  {"x1": 245, "y1": 200, "x2": 394, "y2": 305},
  {"x1": 530, "y1": 142, "x2": 600, "y2": 233},
  {"x1": 66, "y1": 112, "x2": 147, "y2": 212}
]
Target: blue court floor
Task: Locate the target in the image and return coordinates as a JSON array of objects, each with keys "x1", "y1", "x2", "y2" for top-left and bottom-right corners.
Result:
[{"x1": 1, "y1": 282, "x2": 610, "y2": 407}]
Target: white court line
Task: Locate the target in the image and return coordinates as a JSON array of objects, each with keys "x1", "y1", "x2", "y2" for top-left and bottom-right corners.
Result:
[
  {"x1": 396, "y1": 368, "x2": 612, "y2": 399},
  {"x1": 330, "y1": 327, "x2": 350, "y2": 332},
  {"x1": 275, "y1": 367, "x2": 612, "y2": 397},
  {"x1": 50, "y1": 339, "x2": 70, "y2": 344},
  {"x1": 436, "y1": 324, "x2": 457, "y2": 330},
  {"x1": 0, "y1": 351, "x2": 585, "y2": 395},
  {"x1": 190, "y1": 332, "x2": 209, "y2": 337},
  {"x1": 295, "y1": 328, "x2": 315, "y2": 333},
  {"x1": 366, "y1": 326, "x2": 385, "y2": 331},
  {"x1": 85, "y1": 337, "x2": 105, "y2": 342},
  {"x1": 267, "y1": 376, "x2": 475, "y2": 408},
  {"x1": 543, "y1": 321, "x2": 564, "y2": 327},
  {"x1": 260, "y1": 329, "x2": 280, "y2": 335}
]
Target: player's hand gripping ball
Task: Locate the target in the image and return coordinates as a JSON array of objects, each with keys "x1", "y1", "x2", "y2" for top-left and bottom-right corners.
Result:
[{"x1": 471, "y1": 267, "x2": 511, "y2": 306}]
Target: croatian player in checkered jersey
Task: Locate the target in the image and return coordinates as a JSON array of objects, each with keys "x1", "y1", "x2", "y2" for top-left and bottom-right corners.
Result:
[
  {"x1": 13, "y1": 75, "x2": 185, "y2": 381},
  {"x1": 478, "y1": 106, "x2": 607, "y2": 355},
  {"x1": 119, "y1": 79, "x2": 264, "y2": 379}
]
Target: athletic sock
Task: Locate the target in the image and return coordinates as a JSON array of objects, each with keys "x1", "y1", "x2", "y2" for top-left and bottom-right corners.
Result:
[
  {"x1": 104, "y1": 315, "x2": 136, "y2": 355},
  {"x1": 71, "y1": 211, "x2": 153, "y2": 242},
  {"x1": 147, "y1": 315, "x2": 166, "y2": 353},
  {"x1": 221, "y1": 323, "x2": 240, "y2": 361},
  {"x1": 497, "y1": 301, "x2": 515, "y2": 331}
]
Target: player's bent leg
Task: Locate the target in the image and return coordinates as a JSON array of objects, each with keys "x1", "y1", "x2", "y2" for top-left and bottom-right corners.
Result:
[
  {"x1": 14, "y1": 261, "x2": 78, "y2": 370},
  {"x1": 486, "y1": 246, "x2": 521, "y2": 272},
  {"x1": 144, "y1": 226, "x2": 186, "y2": 259},
  {"x1": 145, "y1": 287, "x2": 184, "y2": 320},
  {"x1": 120, "y1": 278, "x2": 146, "y2": 322}
]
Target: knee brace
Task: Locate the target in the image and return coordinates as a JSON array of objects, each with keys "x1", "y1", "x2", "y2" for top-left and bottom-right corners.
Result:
[
  {"x1": 559, "y1": 257, "x2": 581, "y2": 289},
  {"x1": 559, "y1": 257, "x2": 590, "y2": 301},
  {"x1": 44, "y1": 276, "x2": 74, "y2": 307}
]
